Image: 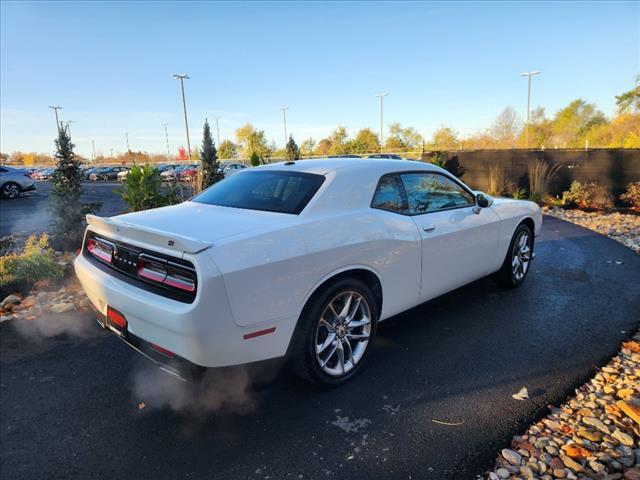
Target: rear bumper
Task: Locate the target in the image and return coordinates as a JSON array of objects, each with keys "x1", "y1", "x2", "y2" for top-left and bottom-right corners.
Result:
[{"x1": 74, "y1": 251, "x2": 297, "y2": 368}]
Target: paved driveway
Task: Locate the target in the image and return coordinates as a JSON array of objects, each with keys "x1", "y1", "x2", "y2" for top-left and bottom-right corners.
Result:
[{"x1": 1, "y1": 217, "x2": 639, "y2": 480}]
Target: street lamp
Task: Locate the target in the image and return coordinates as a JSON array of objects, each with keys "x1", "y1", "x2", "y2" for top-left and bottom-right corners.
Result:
[
  {"x1": 48, "y1": 105, "x2": 62, "y2": 132},
  {"x1": 280, "y1": 106, "x2": 289, "y2": 147},
  {"x1": 214, "y1": 116, "x2": 221, "y2": 146},
  {"x1": 375, "y1": 93, "x2": 388, "y2": 152},
  {"x1": 519, "y1": 70, "x2": 541, "y2": 149},
  {"x1": 163, "y1": 123, "x2": 170, "y2": 157},
  {"x1": 173, "y1": 74, "x2": 191, "y2": 159}
]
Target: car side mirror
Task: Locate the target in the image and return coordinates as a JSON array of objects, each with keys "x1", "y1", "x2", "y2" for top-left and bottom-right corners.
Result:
[{"x1": 475, "y1": 192, "x2": 494, "y2": 211}]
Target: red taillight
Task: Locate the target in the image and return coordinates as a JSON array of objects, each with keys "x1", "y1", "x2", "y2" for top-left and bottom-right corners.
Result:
[
  {"x1": 137, "y1": 255, "x2": 196, "y2": 293},
  {"x1": 25, "y1": 173, "x2": 34, "y2": 179},
  {"x1": 107, "y1": 307, "x2": 127, "y2": 330},
  {"x1": 87, "y1": 237, "x2": 113, "y2": 263},
  {"x1": 149, "y1": 343, "x2": 174, "y2": 358}
]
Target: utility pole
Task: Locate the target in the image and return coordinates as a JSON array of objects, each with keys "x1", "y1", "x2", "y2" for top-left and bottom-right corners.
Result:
[
  {"x1": 173, "y1": 74, "x2": 191, "y2": 159},
  {"x1": 125, "y1": 132, "x2": 130, "y2": 152},
  {"x1": 214, "y1": 116, "x2": 221, "y2": 146},
  {"x1": 61, "y1": 120, "x2": 75, "y2": 138},
  {"x1": 519, "y1": 70, "x2": 541, "y2": 149},
  {"x1": 375, "y1": 93, "x2": 388, "y2": 152},
  {"x1": 48, "y1": 105, "x2": 62, "y2": 132},
  {"x1": 92, "y1": 140, "x2": 96, "y2": 161},
  {"x1": 280, "y1": 106, "x2": 289, "y2": 147},
  {"x1": 163, "y1": 123, "x2": 170, "y2": 157}
]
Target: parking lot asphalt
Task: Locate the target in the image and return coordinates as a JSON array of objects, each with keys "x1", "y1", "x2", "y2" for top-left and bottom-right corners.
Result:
[
  {"x1": 1, "y1": 215, "x2": 639, "y2": 479},
  {"x1": 0, "y1": 181, "x2": 127, "y2": 236}
]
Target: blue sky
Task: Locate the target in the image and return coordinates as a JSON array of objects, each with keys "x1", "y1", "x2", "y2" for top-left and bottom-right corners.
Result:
[{"x1": 1, "y1": 0, "x2": 638, "y2": 156}]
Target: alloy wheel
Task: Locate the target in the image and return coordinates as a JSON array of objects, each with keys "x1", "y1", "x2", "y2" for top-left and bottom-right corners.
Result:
[
  {"x1": 511, "y1": 230, "x2": 532, "y2": 281},
  {"x1": 2, "y1": 183, "x2": 19, "y2": 199},
  {"x1": 315, "y1": 290, "x2": 372, "y2": 377}
]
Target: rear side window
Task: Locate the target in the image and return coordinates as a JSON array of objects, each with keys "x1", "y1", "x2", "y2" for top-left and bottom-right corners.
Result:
[
  {"x1": 371, "y1": 175, "x2": 408, "y2": 213},
  {"x1": 192, "y1": 170, "x2": 325, "y2": 214}
]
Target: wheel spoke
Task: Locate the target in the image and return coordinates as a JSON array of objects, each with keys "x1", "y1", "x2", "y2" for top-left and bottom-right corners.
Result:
[
  {"x1": 317, "y1": 333, "x2": 336, "y2": 354},
  {"x1": 348, "y1": 316, "x2": 370, "y2": 328},
  {"x1": 338, "y1": 293, "x2": 353, "y2": 319},
  {"x1": 347, "y1": 331, "x2": 369, "y2": 340},
  {"x1": 319, "y1": 318, "x2": 335, "y2": 332},
  {"x1": 346, "y1": 296, "x2": 361, "y2": 323},
  {"x1": 320, "y1": 340, "x2": 339, "y2": 367},
  {"x1": 336, "y1": 341, "x2": 345, "y2": 374},
  {"x1": 342, "y1": 339, "x2": 354, "y2": 365}
]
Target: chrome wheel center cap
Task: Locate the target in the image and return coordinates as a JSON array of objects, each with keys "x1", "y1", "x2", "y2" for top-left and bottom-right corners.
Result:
[{"x1": 336, "y1": 325, "x2": 347, "y2": 339}]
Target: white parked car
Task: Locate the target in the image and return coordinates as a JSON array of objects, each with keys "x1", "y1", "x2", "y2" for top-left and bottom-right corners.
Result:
[
  {"x1": 116, "y1": 169, "x2": 130, "y2": 181},
  {"x1": 220, "y1": 162, "x2": 248, "y2": 177},
  {"x1": 74, "y1": 159, "x2": 542, "y2": 386}
]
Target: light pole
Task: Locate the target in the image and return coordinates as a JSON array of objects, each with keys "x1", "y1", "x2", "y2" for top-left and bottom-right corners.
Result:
[
  {"x1": 92, "y1": 140, "x2": 96, "y2": 161},
  {"x1": 519, "y1": 70, "x2": 541, "y2": 149},
  {"x1": 125, "y1": 132, "x2": 130, "y2": 152},
  {"x1": 214, "y1": 116, "x2": 221, "y2": 146},
  {"x1": 49, "y1": 105, "x2": 62, "y2": 132},
  {"x1": 173, "y1": 74, "x2": 191, "y2": 159},
  {"x1": 163, "y1": 123, "x2": 170, "y2": 157},
  {"x1": 280, "y1": 106, "x2": 289, "y2": 146},
  {"x1": 375, "y1": 93, "x2": 388, "y2": 152}
]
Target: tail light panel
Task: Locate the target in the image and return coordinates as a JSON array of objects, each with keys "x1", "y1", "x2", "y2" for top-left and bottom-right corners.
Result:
[
  {"x1": 84, "y1": 232, "x2": 197, "y2": 302},
  {"x1": 86, "y1": 237, "x2": 115, "y2": 264},
  {"x1": 137, "y1": 254, "x2": 197, "y2": 294}
]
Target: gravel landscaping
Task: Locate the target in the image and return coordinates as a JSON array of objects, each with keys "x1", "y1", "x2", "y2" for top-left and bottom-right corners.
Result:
[
  {"x1": 543, "y1": 208, "x2": 640, "y2": 254},
  {"x1": 485, "y1": 331, "x2": 640, "y2": 480}
]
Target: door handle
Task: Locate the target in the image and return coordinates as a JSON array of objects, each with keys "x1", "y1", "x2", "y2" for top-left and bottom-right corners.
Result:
[{"x1": 423, "y1": 225, "x2": 436, "y2": 232}]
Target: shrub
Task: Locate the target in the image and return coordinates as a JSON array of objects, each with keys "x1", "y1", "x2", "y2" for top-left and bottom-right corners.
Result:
[
  {"x1": 250, "y1": 152, "x2": 260, "y2": 167},
  {"x1": 116, "y1": 164, "x2": 182, "y2": 212},
  {"x1": 562, "y1": 181, "x2": 613, "y2": 210},
  {"x1": 620, "y1": 181, "x2": 640, "y2": 210},
  {"x1": 487, "y1": 164, "x2": 508, "y2": 196},
  {"x1": 510, "y1": 187, "x2": 528, "y2": 199},
  {"x1": 0, "y1": 234, "x2": 64, "y2": 287},
  {"x1": 528, "y1": 160, "x2": 562, "y2": 203}
]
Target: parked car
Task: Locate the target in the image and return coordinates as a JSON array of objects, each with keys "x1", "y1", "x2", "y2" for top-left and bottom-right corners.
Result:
[
  {"x1": 368, "y1": 154, "x2": 403, "y2": 159},
  {"x1": 327, "y1": 154, "x2": 362, "y2": 158},
  {"x1": 220, "y1": 162, "x2": 248, "y2": 177},
  {"x1": 178, "y1": 165, "x2": 200, "y2": 182},
  {"x1": 160, "y1": 165, "x2": 186, "y2": 181},
  {"x1": 34, "y1": 167, "x2": 55, "y2": 180},
  {"x1": 75, "y1": 159, "x2": 542, "y2": 386},
  {"x1": 117, "y1": 168, "x2": 131, "y2": 181},
  {"x1": 89, "y1": 166, "x2": 128, "y2": 181},
  {"x1": 0, "y1": 166, "x2": 37, "y2": 198}
]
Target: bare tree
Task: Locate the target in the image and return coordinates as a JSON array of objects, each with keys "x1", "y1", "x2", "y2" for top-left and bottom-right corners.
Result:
[{"x1": 490, "y1": 107, "x2": 522, "y2": 147}]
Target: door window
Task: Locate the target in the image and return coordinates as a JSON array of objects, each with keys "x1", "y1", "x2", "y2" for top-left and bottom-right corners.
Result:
[{"x1": 401, "y1": 173, "x2": 473, "y2": 215}]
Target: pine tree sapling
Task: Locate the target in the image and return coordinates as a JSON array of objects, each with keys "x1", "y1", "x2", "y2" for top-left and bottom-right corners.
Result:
[
  {"x1": 250, "y1": 151, "x2": 260, "y2": 167},
  {"x1": 285, "y1": 135, "x2": 301, "y2": 161},
  {"x1": 49, "y1": 127, "x2": 100, "y2": 249},
  {"x1": 200, "y1": 119, "x2": 222, "y2": 189}
]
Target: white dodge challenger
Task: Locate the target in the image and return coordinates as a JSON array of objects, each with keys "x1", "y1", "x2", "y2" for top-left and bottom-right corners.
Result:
[{"x1": 75, "y1": 159, "x2": 542, "y2": 386}]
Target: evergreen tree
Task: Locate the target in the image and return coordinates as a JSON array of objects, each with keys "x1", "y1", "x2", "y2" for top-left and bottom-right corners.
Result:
[
  {"x1": 200, "y1": 119, "x2": 221, "y2": 189},
  {"x1": 285, "y1": 135, "x2": 301, "y2": 161},
  {"x1": 49, "y1": 126, "x2": 99, "y2": 248}
]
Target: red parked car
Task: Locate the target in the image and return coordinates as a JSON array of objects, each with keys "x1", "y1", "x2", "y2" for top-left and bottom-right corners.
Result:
[{"x1": 178, "y1": 165, "x2": 199, "y2": 182}]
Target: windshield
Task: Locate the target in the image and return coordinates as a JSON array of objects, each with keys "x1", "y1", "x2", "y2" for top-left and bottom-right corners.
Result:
[{"x1": 192, "y1": 170, "x2": 325, "y2": 214}]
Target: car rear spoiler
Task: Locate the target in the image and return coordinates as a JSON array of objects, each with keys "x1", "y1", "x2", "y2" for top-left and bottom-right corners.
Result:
[{"x1": 85, "y1": 214, "x2": 212, "y2": 255}]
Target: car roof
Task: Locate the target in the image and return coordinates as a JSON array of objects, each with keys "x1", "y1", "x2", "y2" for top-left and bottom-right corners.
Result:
[{"x1": 255, "y1": 158, "x2": 439, "y2": 176}]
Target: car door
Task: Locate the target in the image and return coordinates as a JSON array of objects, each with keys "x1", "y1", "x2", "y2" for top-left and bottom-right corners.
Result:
[{"x1": 399, "y1": 172, "x2": 501, "y2": 302}]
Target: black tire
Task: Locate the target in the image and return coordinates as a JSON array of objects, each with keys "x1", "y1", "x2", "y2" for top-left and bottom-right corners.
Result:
[
  {"x1": 290, "y1": 277, "x2": 378, "y2": 387},
  {"x1": 1, "y1": 182, "x2": 21, "y2": 199},
  {"x1": 495, "y1": 223, "x2": 534, "y2": 288}
]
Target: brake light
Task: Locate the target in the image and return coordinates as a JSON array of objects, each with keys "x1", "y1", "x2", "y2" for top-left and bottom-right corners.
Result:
[
  {"x1": 87, "y1": 237, "x2": 114, "y2": 263},
  {"x1": 137, "y1": 255, "x2": 196, "y2": 293}
]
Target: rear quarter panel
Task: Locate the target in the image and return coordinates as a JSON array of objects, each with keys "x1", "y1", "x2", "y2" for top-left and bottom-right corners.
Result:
[{"x1": 208, "y1": 209, "x2": 422, "y2": 327}]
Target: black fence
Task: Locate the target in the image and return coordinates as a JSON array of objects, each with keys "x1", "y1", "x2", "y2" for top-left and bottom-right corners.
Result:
[{"x1": 421, "y1": 149, "x2": 640, "y2": 198}]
